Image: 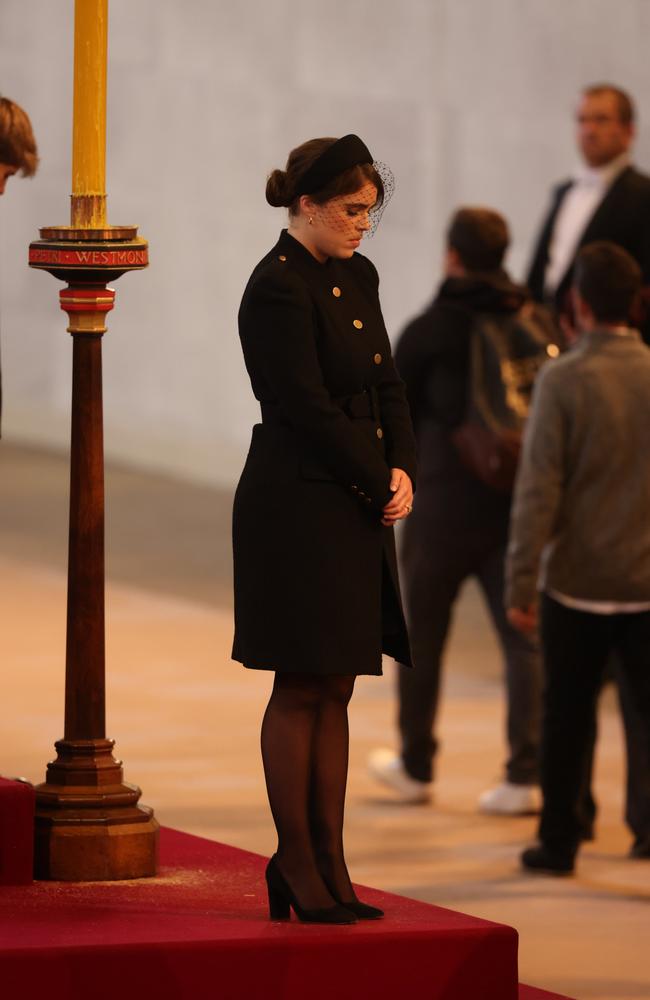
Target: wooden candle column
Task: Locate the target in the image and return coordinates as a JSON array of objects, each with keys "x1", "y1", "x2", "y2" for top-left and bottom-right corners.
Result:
[{"x1": 28, "y1": 0, "x2": 158, "y2": 880}]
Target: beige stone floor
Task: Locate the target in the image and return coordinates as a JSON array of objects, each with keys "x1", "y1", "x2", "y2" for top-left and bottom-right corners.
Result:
[{"x1": 1, "y1": 444, "x2": 648, "y2": 1000}]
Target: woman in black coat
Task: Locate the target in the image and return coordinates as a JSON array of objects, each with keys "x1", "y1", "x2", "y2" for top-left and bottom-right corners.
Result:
[{"x1": 233, "y1": 135, "x2": 417, "y2": 923}]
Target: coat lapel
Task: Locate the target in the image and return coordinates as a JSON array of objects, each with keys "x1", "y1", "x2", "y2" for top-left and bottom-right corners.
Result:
[
  {"x1": 555, "y1": 167, "x2": 633, "y2": 297},
  {"x1": 577, "y1": 165, "x2": 632, "y2": 246},
  {"x1": 528, "y1": 181, "x2": 572, "y2": 298}
]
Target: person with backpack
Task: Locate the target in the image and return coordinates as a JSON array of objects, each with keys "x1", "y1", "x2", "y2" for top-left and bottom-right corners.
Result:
[{"x1": 369, "y1": 207, "x2": 559, "y2": 813}]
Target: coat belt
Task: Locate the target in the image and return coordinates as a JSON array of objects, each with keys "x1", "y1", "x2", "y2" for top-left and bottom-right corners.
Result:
[{"x1": 260, "y1": 387, "x2": 379, "y2": 425}]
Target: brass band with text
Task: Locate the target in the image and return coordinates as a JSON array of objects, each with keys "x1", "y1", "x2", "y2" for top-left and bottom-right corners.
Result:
[{"x1": 29, "y1": 245, "x2": 149, "y2": 268}]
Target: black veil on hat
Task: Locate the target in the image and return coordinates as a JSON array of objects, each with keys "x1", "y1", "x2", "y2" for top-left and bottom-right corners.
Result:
[{"x1": 295, "y1": 134, "x2": 395, "y2": 237}]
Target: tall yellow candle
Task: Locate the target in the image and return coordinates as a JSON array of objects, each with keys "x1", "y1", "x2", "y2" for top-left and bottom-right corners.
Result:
[{"x1": 71, "y1": 0, "x2": 108, "y2": 228}]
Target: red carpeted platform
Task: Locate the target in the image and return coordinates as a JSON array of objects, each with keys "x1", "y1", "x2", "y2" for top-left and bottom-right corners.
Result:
[
  {"x1": 0, "y1": 776, "x2": 34, "y2": 885},
  {"x1": 519, "y1": 989, "x2": 575, "y2": 1000},
  {"x1": 0, "y1": 827, "x2": 573, "y2": 1000}
]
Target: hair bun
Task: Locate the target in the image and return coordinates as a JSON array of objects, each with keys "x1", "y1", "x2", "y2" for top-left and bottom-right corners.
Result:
[{"x1": 265, "y1": 168, "x2": 293, "y2": 207}]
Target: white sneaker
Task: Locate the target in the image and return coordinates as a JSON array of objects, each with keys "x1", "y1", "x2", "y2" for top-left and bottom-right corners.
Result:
[
  {"x1": 478, "y1": 781, "x2": 541, "y2": 815},
  {"x1": 367, "y1": 748, "x2": 431, "y2": 804}
]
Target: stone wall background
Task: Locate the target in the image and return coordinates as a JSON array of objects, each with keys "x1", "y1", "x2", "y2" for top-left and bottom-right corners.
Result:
[{"x1": 2, "y1": 0, "x2": 650, "y2": 486}]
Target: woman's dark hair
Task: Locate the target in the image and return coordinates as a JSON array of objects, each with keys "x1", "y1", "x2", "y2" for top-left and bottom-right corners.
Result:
[
  {"x1": 266, "y1": 138, "x2": 383, "y2": 215},
  {"x1": 0, "y1": 97, "x2": 38, "y2": 175},
  {"x1": 447, "y1": 207, "x2": 509, "y2": 272},
  {"x1": 574, "y1": 241, "x2": 642, "y2": 323}
]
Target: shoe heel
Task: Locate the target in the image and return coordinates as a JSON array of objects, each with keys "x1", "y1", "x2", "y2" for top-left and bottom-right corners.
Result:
[{"x1": 267, "y1": 883, "x2": 291, "y2": 920}]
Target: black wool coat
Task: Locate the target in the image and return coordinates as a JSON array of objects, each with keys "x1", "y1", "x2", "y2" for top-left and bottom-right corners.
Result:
[{"x1": 232, "y1": 230, "x2": 417, "y2": 675}]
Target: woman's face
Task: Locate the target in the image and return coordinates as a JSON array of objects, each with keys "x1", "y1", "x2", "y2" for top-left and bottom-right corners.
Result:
[{"x1": 308, "y1": 181, "x2": 378, "y2": 259}]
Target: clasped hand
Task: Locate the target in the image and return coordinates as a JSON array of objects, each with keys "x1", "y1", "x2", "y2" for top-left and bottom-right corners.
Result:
[{"x1": 381, "y1": 468, "x2": 413, "y2": 527}]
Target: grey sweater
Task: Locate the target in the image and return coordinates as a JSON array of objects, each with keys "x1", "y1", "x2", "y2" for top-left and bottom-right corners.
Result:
[{"x1": 506, "y1": 328, "x2": 650, "y2": 608}]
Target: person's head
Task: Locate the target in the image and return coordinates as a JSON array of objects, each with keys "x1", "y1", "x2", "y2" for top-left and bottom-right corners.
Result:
[
  {"x1": 0, "y1": 96, "x2": 38, "y2": 195},
  {"x1": 444, "y1": 207, "x2": 509, "y2": 277},
  {"x1": 266, "y1": 135, "x2": 385, "y2": 261},
  {"x1": 575, "y1": 85, "x2": 635, "y2": 168},
  {"x1": 572, "y1": 241, "x2": 641, "y2": 330}
]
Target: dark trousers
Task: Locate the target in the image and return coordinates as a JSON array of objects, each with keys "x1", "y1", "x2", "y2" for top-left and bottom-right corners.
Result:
[
  {"x1": 539, "y1": 594, "x2": 650, "y2": 853},
  {"x1": 398, "y1": 518, "x2": 541, "y2": 785}
]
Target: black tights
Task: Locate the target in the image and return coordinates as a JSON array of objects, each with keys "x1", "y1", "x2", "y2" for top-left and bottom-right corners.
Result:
[{"x1": 261, "y1": 672, "x2": 356, "y2": 909}]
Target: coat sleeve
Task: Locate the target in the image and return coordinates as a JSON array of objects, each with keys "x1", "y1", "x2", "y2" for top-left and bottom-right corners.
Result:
[
  {"x1": 241, "y1": 265, "x2": 394, "y2": 510},
  {"x1": 361, "y1": 258, "x2": 418, "y2": 485},
  {"x1": 394, "y1": 302, "x2": 471, "y2": 432},
  {"x1": 377, "y1": 354, "x2": 418, "y2": 486},
  {"x1": 393, "y1": 312, "x2": 435, "y2": 426},
  {"x1": 505, "y1": 365, "x2": 567, "y2": 608}
]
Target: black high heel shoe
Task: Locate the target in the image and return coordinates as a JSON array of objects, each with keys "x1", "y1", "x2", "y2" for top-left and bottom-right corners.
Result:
[
  {"x1": 320, "y1": 873, "x2": 384, "y2": 920},
  {"x1": 265, "y1": 856, "x2": 357, "y2": 924},
  {"x1": 331, "y1": 897, "x2": 384, "y2": 920}
]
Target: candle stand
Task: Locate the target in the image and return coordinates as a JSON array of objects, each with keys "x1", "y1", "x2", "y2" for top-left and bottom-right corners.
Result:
[
  {"x1": 26, "y1": 0, "x2": 158, "y2": 880},
  {"x1": 28, "y1": 227, "x2": 158, "y2": 881}
]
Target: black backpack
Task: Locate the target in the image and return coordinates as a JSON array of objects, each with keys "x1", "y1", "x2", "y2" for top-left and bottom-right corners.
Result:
[{"x1": 451, "y1": 303, "x2": 560, "y2": 492}]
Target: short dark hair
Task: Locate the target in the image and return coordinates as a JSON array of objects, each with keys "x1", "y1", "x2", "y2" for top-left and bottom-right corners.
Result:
[
  {"x1": 266, "y1": 137, "x2": 383, "y2": 215},
  {"x1": 582, "y1": 84, "x2": 635, "y2": 126},
  {"x1": 0, "y1": 97, "x2": 38, "y2": 175},
  {"x1": 574, "y1": 241, "x2": 642, "y2": 323},
  {"x1": 446, "y1": 207, "x2": 509, "y2": 272}
]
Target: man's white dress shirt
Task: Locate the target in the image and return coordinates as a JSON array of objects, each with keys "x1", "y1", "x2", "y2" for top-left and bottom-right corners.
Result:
[{"x1": 544, "y1": 152, "x2": 630, "y2": 296}]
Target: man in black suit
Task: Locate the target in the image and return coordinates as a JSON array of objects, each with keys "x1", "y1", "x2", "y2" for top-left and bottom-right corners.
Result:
[{"x1": 527, "y1": 84, "x2": 650, "y2": 343}]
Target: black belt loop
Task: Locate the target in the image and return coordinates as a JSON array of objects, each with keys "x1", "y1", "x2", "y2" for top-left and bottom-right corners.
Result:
[
  {"x1": 367, "y1": 385, "x2": 380, "y2": 423},
  {"x1": 339, "y1": 389, "x2": 375, "y2": 420}
]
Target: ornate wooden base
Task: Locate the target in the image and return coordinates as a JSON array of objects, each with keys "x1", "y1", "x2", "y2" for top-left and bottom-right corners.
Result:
[{"x1": 34, "y1": 738, "x2": 159, "y2": 881}]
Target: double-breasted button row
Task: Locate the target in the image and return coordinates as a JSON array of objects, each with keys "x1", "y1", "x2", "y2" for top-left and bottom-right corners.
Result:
[
  {"x1": 351, "y1": 484, "x2": 372, "y2": 504},
  {"x1": 329, "y1": 284, "x2": 367, "y2": 334}
]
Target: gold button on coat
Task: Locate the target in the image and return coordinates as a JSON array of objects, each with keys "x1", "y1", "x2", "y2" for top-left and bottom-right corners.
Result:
[
  {"x1": 278, "y1": 255, "x2": 287, "y2": 262},
  {"x1": 376, "y1": 427, "x2": 384, "y2": 439},
  {"x1": 353, "y1": 319, "x2": 363, "y2": 329},
  {"x1": 332, "y1": 287, "x2": 342, "y2": 297},
  {"x1": 373, "y1": 353, "x2": 382, "y2": 364}
]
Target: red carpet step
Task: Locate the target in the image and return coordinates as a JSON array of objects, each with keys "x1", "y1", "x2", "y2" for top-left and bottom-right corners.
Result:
[
  {"x1": 519, "y1": 989, "x2": 574, "y2": 1000},
  {"x1": 0, "y1": 775, "x2": 34, "y2": 885},
  {"x1": 0, "y1": 827, "x2": 573, "y2": 1000}
]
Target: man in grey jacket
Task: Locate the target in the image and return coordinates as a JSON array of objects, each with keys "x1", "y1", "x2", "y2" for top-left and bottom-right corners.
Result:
[{"x1": 506, "y1": 241, "x2": 650, "y2": 874}]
